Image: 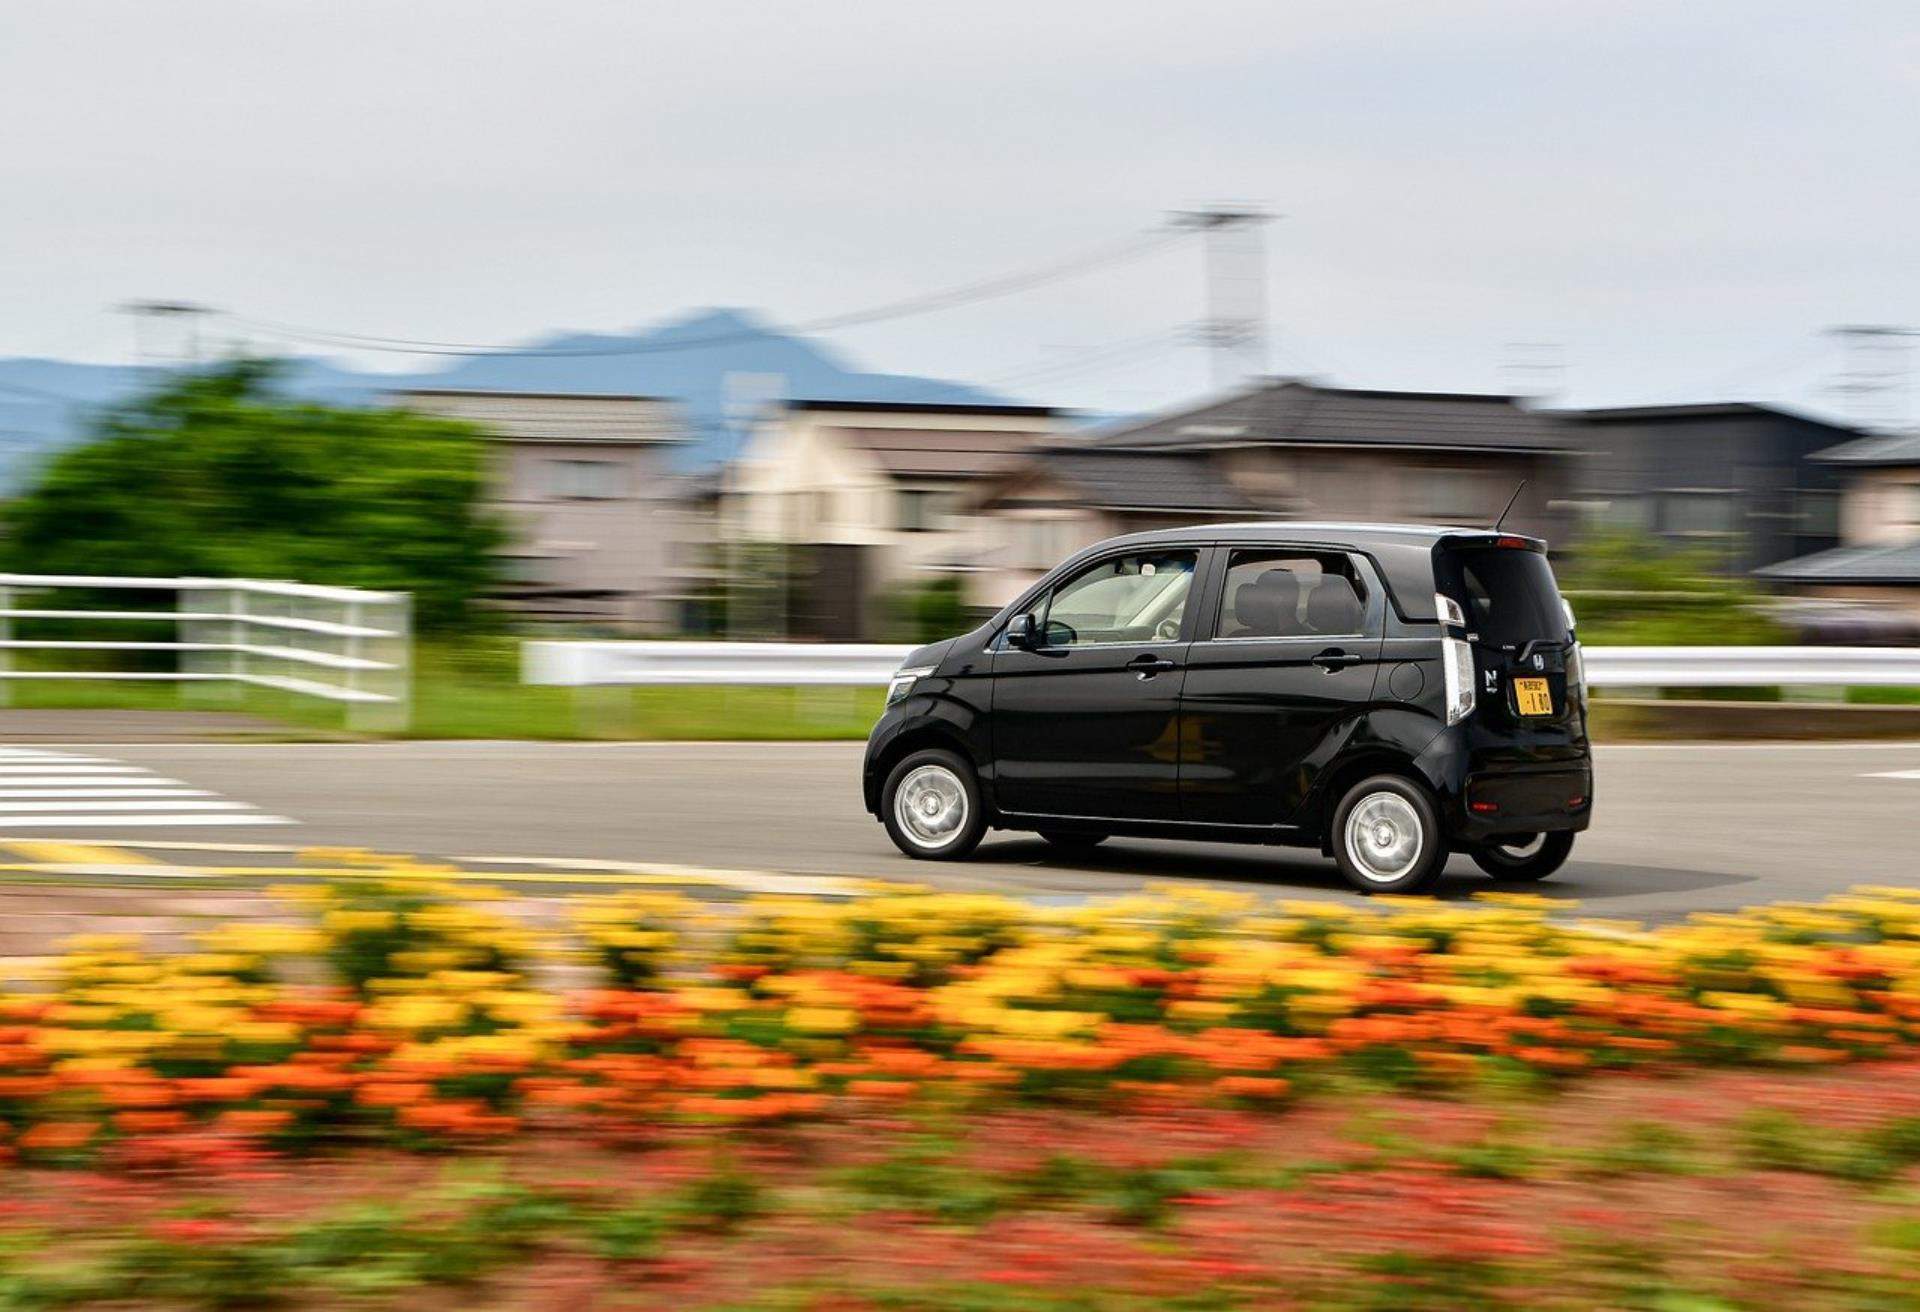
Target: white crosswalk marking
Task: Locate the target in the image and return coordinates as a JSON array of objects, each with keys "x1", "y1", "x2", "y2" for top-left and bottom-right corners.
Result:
[{"x1": 0, "y1": 748, "x2": 294, "y2": 829}]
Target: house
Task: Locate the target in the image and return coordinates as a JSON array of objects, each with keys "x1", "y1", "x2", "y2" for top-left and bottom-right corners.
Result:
[
  {"x1": 1755, "y1": 430, "x2": 1920, "y2": 622},
  {"x1": 1565, "y1": 402, "x2": 1859, "y2": 574},
  {"x1": 966, "y1": 378, "x2": 1575, "y2": 608},
  {"x1": 722, "y1": 399, "x2": 1063, "y2": 636},
  {"x1": 392, "y1": 389, "x2": 690, "y2": 627}
]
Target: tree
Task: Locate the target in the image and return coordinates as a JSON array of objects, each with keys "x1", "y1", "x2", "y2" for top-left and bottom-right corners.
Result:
[{"x1": 0, "y1": 361, "x2": 504, "y2": 630}]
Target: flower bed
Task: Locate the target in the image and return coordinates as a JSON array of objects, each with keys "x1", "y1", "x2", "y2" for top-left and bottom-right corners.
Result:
[
  {"x1": 5, "y1": 868, "x2": 1920, "y2": 1305},
  {"x1": 5, "y1": 870, "x2": 1920, "y2": 1162},
  {"x1": 6, "y1": 1062, "x2": 1920, "y2": 1307}
]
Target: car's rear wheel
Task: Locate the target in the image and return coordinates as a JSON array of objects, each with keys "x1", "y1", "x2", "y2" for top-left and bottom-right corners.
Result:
[
  {"x1": 881, "y1": 748, "x2": 986, "y2": 860},
  {"x1": 1470, "y1": 831, "x2": 1574, "y2": 881},
  {"x1": 1330, "y1": 774, "x2": 1447, "y2": 895},
  {"x1": 1037, "y1": 829, "x2": 1108, "y2": 855}
]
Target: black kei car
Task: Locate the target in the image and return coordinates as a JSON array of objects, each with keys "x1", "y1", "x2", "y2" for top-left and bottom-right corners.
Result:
[{"x1": 862, "y1": 522, "x2": 1591, "y2": 895}]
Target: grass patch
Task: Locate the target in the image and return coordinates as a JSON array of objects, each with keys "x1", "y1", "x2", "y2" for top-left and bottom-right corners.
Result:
[{"x1": 2, "y1": 636, "x2": 884, "y2": 741}]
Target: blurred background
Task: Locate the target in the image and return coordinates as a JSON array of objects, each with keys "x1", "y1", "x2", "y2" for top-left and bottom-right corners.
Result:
[{"x1": 2, "y1": 2, "x2": 1918, "y2": 716}]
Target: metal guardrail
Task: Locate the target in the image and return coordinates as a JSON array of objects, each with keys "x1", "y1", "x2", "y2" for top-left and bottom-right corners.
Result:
[
  {"x1": 0, "y1": 574, "x2": 411, "y2": 728},
  {"x1": 522, "y1": 640, "x2": 1920, "y2": 690}
]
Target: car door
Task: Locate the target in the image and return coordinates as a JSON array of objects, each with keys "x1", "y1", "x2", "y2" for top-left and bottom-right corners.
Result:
[
  {"x1": 1178, "y1": 547, "x2": 1385, "y2": 826},
  {"x1": 990, "y1": 545, "x2": 1202, "y2": 821}
]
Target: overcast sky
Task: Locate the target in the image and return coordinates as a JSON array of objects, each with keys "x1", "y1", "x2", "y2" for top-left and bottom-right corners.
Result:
[{"x1": 4, "y1": 0, "x2": 1917, "y2": 421}]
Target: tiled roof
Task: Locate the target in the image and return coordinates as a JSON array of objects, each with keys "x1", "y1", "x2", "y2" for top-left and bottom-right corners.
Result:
[
  {"x1": 1011, "y1": 448, "x2": 1261, "y2": 513},
  {"x1": 393, "y1": 389, "x2": 687, "y2": 444},
  {"x1": 1812, "y1": 432, "x2": 1920, "y2": 467},
  {"x1": 1756, "y1": 542, "x2": 1920, "y2": 584},
  {"x1": 1094, "y1": 379, "x2": 1570, "y2": 454}
]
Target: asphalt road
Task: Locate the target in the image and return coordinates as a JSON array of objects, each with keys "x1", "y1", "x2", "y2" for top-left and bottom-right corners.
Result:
[{"x1": 7, "y1": 739, "x2": 1917, "y2": 920}]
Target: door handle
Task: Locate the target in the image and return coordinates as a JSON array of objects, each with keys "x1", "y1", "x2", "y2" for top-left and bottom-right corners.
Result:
[
  {"x1": 1127, "y1": 654, "x2": 1178, "y2": 679},
  {"x1": 1312, "y1": 648, "x2": 1363, "y2": 672}
]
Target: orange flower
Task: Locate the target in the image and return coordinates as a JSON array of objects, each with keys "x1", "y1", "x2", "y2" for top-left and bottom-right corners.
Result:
[
  {"x1": 113, "y1": 1110, "x2": 189, "y2": 1135},
  {"x1": 18, "y1": 1121, "x2": 96, "y2": 1152},
  {"x1": 1214, "y1": 1075, "x2": 1290, "y2": 1099}
]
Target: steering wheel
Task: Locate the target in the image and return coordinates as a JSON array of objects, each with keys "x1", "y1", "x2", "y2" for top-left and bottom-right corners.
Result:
[
  {"x1": 1155, "y1": 617, "x2": 1182, "y2": 640},
  {"x1": 1044, "y1": 620, "x2": 1078, "y2": 647}
]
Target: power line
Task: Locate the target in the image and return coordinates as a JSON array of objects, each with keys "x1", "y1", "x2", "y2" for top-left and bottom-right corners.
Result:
[{"x1": 224, "y1": 225, "x2": 1191, "y2": 360}]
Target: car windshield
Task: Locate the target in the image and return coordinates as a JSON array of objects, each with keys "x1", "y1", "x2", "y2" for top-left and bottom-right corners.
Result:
[{"x1": 1438, "y1": 546, "x2": 1569, "y2": 647}]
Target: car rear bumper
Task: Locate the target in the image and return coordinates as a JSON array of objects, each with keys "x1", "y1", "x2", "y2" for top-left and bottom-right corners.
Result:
[{"x1": 1454, "y1": 765, "x2": 1592, "y2": 842}]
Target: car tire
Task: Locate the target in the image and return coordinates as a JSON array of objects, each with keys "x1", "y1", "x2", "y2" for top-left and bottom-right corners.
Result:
[
  {"x1": 1037, "y1": 829, "x2": 1108, "y2": 855},
  {"x1": 1470, "y1": 832, "x2": 1574, "y2": 882},
  {"x1": 1329, "y1": 774, "x2": 1448, "y2": 895},
  {"x1": 881, "y1": 748, "x2": 986, "y2": 861}
]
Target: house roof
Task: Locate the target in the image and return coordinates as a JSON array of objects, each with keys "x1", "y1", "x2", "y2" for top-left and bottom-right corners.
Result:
[
  {"x1": 1755, "y1": 541, "x2": 1920, "y2": 585},
  {"x1": 1810, "y1": 432, "x2": 1920, "y2": 467},
  {"x1": 1002, "y1": 448, "x2": 1262, "y2": 513},
  {"x1": 1091, "y1": 378, "x2": 1570, "y2": 455},
  {"x1": 788, "y1": 398, "x2": 1057, "y2": 418},
  {"x1": 392, "y1": 389, "x2": 687, "y2": 444},
  {"x1": 1570, "y1": 401, "x2": 1867, "y2": 433}
]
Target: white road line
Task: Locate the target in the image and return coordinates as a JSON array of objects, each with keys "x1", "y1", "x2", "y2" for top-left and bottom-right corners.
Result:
[
  {"x1": 0, "y1": 749, "x2": 295, "y2": 830},
  {"x1": 0, "y1": 788, "x2": 215, "y2": 800},
  {"x1": 0, "y1": 814, "x2": 294, "y2": 828},
  {"x1": 0, "y1": 765, "x2": 166, "y2": 774},
  {"x1": 1863, "y1": 769, "x2": 1920, "y2": 780},
  {"x1": 0, "y1": 799, "x2": 254, "y2": 813},
  {"x1": 0, "y1": 776, "x2": 188, "y2": 788}
]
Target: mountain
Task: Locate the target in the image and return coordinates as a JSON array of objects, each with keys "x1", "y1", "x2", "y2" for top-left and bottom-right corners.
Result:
[{"x1": 0, "y1": 308, "x2": 1020, "y2": 486}]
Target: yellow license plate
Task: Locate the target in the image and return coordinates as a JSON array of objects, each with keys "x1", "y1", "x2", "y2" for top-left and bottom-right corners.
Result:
[{"x1": 1514, "y1": 677, "x2": 1554, "y2": 717}]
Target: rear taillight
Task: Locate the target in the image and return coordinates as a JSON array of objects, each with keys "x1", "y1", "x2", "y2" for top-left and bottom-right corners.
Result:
[
  {"x1": 1434, "y1": 592, "x2": 1467, "y2": 628},
  {"x1": 1442, "y1": 637, "x2": 1476, "y2": 725},
  {"x1": 1566, "y1": 643, "x2": 1586, "y2": 702}
]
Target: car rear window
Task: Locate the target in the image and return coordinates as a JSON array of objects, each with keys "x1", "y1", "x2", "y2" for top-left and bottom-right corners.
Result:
[{"x1": 1437, "y1": 547, "x2": 1569, "y2": 647}]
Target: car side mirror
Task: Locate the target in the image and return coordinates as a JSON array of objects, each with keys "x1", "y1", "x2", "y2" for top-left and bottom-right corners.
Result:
[{"x1": 1005, "y1": 612, "x2": 1038, "y2": 649}]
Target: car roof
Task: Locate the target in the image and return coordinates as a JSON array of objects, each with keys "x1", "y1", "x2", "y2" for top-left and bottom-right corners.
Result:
[
  {"x1": 1014, "y1": 521, "x2": 1548, "y2": 627},
  {"x1": 1090, "y1": 520, "x2": 1540, "y2": 551}
]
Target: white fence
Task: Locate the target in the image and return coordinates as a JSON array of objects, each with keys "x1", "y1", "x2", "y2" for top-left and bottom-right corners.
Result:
[
  {"x1": 0, "y1": 574, "x2": 411, "y2": 728},
  {"x1": 523, "y1": 640, "x2": 1920, "y2": 691}
]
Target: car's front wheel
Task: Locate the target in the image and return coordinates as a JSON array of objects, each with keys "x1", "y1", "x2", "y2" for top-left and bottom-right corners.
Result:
[
  {"x1": 1470, "y1": 832, "x2": 1574, "y2": 881},
  {"x1": 1330, "y1": 774, "x2": 1448, "y2": 895},
  {"x1": 881, "y1": 748, "x2": 986, "y2": 860}
]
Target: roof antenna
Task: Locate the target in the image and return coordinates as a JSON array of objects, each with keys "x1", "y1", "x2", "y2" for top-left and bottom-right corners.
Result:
[{"x1": 1491, "y1": 480, "x2": 1527, "y2": 531}]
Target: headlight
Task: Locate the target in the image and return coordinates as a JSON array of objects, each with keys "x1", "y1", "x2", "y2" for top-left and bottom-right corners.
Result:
[
  {"x1": 1441, "y1": 637, "x2": 1476, "y2": 725},
  {"x1": 886, "y1": 665, "x2": 936, "y2": 707}
]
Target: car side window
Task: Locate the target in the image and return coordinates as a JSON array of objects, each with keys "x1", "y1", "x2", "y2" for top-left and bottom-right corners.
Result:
[
  {"x1": 1037, "y1": 550, "x2": 1198, "y2": 647},
  {"x1": 1215, "y1": 551, "x2": 1366, "y2": 640}
]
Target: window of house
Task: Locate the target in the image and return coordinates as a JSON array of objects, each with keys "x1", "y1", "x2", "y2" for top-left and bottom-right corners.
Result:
[
  {"x1": 1795, "y1": 489, "x2": 1839, "y2": 538},
  {"x1": 1019, "y1": 518, "x2": 1077, "y2": 568},
  {"x1": 898, "y1": 488, "x2": 948, "y2": 533},
  {"x1": 546, "y1": 459, "x2": 627, "y2": 500},
  {"x1": 1037, "y1": 549, "x2": 1197, "y2": 647},
  {"x1": 498, "y1": 555, "x2": 552, "y2": 585},
  {"x1": 1215, "y1": 551, "x2": 1365, "y2": 640},
  {"x1": 1660, "y1": 491, "x2": 1735, "y2": 535},
  {"x1": 1422, "y1": 469, "x2": 1482, "y2": 522},
  {"x1": 1593, "y1": 495, "x2": 1649, "y2": 532}
]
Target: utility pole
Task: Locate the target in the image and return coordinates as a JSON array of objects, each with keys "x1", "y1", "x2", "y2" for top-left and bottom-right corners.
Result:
[
  {"x1": 1827, "y1": 325, "x2": 1918, "y2": 432},
  {"x1": 1172, "y1": 207, "x2": 1272, "y2": 390},
  {"x1": 118, "y1": 300, "x2": 215, "y2": 366}
]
